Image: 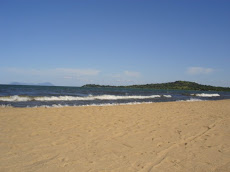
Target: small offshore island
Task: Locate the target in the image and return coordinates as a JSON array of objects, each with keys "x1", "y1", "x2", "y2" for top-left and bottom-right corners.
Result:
[{"x1": 82, "y1": 81, "x2": 230, "y2": 91}]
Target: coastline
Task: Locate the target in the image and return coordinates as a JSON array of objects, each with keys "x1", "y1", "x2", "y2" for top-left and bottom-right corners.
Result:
[{"x1": 0, "y1": 100, "x2": 230, "y2": 171}]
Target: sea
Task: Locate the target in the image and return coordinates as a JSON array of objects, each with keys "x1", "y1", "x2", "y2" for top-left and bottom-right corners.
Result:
[{"x1": 0, "y1": 85, "x2": 230, "y2": 108}]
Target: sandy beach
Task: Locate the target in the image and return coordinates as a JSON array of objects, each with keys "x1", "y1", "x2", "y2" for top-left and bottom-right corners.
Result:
[{"x1": 0, "y1": 100, "x2": 229, "y2": 172}]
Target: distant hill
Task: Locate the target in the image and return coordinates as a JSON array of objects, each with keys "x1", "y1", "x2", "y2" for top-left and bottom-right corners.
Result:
[
  {"x1": 82, "y1": 81, "x2": 230, "y2": 91},
  {"x1": 10, "y1": 82, "x2": 54, "y2": 86}
]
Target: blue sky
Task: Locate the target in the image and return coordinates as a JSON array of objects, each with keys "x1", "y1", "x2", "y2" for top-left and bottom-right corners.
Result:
[{"x1": 0, "y1": 0, "x2": 230, "y2": 86}]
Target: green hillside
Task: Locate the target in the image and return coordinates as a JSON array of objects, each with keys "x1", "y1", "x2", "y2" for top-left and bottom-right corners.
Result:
[{"x1": 82, "y1": 81, "x2": 230, "y2": 91}]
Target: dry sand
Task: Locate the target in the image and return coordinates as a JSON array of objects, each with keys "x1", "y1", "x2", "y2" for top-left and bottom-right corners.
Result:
[{"x1": 0, "y1": 100, "x2": 230, "y2": 172}]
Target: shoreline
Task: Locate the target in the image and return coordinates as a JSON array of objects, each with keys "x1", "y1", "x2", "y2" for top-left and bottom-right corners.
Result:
[
  {"x1": 1, "y1": 98, "x2": 230, "y2": 109},
  {"x1": 0, "y1": 99, "x2": 230, "y2": 171}
]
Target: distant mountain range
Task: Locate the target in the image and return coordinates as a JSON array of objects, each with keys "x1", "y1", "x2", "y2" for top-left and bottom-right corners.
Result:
[
  {"x1": 82, "y1": 81, "x2": 230, "y2": 91},
  {"x1": 10, "y1": 82, "x2": 54, "y2": 86}
]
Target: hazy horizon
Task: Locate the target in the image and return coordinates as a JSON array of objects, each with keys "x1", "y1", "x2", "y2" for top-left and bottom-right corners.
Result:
[{"x1": 2, "y1": 80, "x2": 230, "y2": 89}]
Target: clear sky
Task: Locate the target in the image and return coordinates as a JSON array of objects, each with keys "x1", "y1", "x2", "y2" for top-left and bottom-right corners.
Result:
[{"x1": 1, "y1": 0, "x2": 230, "y2": 87}]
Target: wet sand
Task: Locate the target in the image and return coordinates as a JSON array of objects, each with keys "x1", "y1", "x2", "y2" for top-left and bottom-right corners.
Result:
[{"x1": 0, "y1": 100, "x2": 230, "y2": 172}]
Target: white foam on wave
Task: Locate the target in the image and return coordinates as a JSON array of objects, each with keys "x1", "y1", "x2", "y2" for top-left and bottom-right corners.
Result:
[
  {"x1": 186, "y1": 98, "x2": 203, "y2": 102},
  {"x1": 0, "y1": 104, "x2": 12, "y2": 108},
  {"x1": 0, "y1": 95, "x2": 31, "y2": 102},
  {"x1": 177, "y1": 98, "x2": 203, "y2": 102},
  {"x1": 32, "y1": 101, "x2": 154, "y2": 108},
  {"x1": 192, "y1": 93, "x2": 220, "y2": 97},
  {"x1": 163, "y1": 95, "x2": 172, "y2": 98},
  {"x1": 36, "y1": 95, "x2": 162, "y2": 101},
  {"x1": 0, "y1": 94, "x2": 172, "y2": 102}
]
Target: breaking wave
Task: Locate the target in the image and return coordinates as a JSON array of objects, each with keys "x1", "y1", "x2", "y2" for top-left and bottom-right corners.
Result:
[
  {"x1": 31, "y1": 102, "x2": 154, "y2": 108},
  {"x1": 177, "y1": 98, "x2": 203, "y2": 102},
  {"x1": 0, "y1": 94, "x2": 172, "y2": 102},
  {"x1": 185, "y1": 98, "x2": 203, "y2": 102},
  {"x1": 0, "y1": 104, "x2": 12, "y2": 108},
  {"x1": 191, "y1": 93, "x2": 220, "y2": 97}
]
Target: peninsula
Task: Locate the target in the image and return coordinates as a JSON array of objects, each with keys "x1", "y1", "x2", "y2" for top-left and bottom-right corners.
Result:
[{"x1": 82, "y1": 81, "x2": 230, "y2": 91}]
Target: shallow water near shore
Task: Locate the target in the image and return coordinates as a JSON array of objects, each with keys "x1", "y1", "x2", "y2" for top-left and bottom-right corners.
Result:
[{"x1": 0, "y1": 84, "x2": 230, "y2": 107}]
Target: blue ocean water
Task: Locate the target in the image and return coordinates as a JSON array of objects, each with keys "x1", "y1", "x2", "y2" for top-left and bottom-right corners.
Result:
[{"x1": 0, "y1": 85, "x2": 230, "y2": 107}]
